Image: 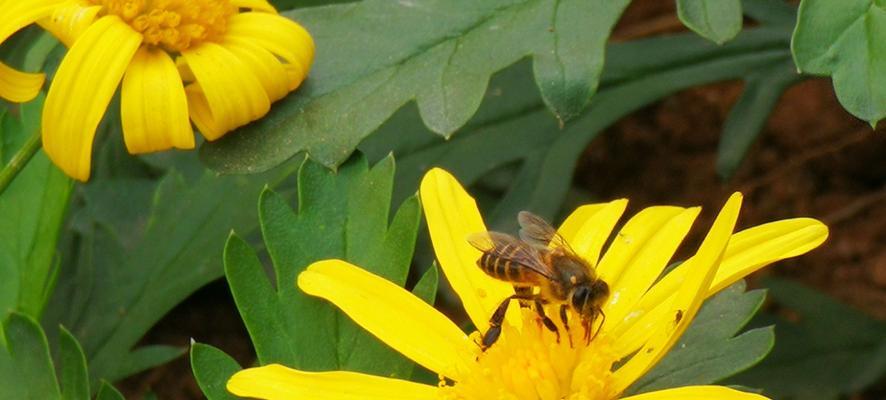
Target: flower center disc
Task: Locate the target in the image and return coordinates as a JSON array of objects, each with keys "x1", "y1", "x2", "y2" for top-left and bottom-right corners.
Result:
[
  {"x1": 91, "y1": 0, "x2": 237, "y2": 51},
  {"x1": 441, "y1": 309, "x2": 619, "y2": 400}
]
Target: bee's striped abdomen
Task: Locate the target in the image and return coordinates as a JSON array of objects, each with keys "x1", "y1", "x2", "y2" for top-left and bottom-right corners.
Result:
[{"x1": 478, "y1": 243, "x2": 525, "y2": 283}]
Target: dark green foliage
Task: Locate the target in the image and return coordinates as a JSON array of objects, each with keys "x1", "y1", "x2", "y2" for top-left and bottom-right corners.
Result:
[
  {"x1": 42, "y1": 151, "x2": 298, "y2": 384},
  {"x1": 627, "y1": 281, "x2": 774, "y2": 393},
  {"x1": 192, "y1": 155, "x2": 436, "y2": 398},
  {"x1": 201, "y1": 0, "x2": 633, "y2": 173},
  {"x1": 792, "y1": 0, "x2": 886, "y2": 126},
  {"x1": 729, "y1": 278, "x2": 886, "y2": 399},
  {"x1": 0, "y1": 96, "x2": 71, "y2": 319},
  {"x1": 0, "y1": 313, "x2": 123, "y2": 399},
  {"x1": 677, "y1": 0, "x2": 743, "y2": 44}
]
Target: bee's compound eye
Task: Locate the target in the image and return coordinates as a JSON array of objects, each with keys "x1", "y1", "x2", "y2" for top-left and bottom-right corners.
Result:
[{"x1": 571, "y1": 286, "x2": 590, "y2": 309}]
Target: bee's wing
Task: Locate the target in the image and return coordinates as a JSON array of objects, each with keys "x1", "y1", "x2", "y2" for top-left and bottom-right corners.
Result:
[
  {"x1": 467, "y1": 231, "x2": 555, "y2": 279},
  {"x1": 517, "y1": 211, "x2": 576, "y2": 253}
]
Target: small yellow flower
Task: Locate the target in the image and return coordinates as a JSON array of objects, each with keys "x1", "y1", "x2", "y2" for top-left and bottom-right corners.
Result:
[
  {"x1": 0, "y1": 0, "x2": 314, "y2": 181},
  {"x1": 227, "y1": 168, "x2": 828, "y2": 400}
]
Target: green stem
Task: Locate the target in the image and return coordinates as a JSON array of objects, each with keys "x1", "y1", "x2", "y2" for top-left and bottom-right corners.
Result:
[{"x1": 0, "y1": 129, "x2": 42, "y2": 195}]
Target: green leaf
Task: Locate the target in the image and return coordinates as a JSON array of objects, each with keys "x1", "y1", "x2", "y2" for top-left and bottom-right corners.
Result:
[
  {"x1": 792, "y1": 0, "x2": 886, "y2": 126},
  {"x1": 626, "y1": 281, "x2": 774, "y2": 394},
  {"x1": 0, "y1": 313, "x2": 62, "y2": 399},
  {"x1": 677, "y1": 0, "x2": 743, "y2": 44},
  {"x1": 0, "y1": 314, "x2": 123, "y2": 400},
  {"x1": 59, "y1": 327, "x2": 90, "y2": 400},
  {"x1": 190, "y1": 343, "x2": 241, "y2": 400},
  {"x1": 362, "y1": 24, "x2": 794, "y2": 231},
  {"x1": 195, "y1": 154, "x2": 436, "y2": 398},
  {"x1": 412, "y1": 264, "x2": 439, "y2": 306},
  {"x1": 201, "y1": 0, "x2": 632, "y2": 174},
  {"x1": 0, "y1": 96, "x2": 73, "y2": 319},
  {"x1": 224, "y1": 232, "x2": 323, "y2": 367},
  {"x1": 0, "y1": 29, "x2": 60, "y2": 74},
  {"x1": 93, "y1": 382, "x2": 124, "y2": 400},
  {"x1": 113, "y1": 345, "x2": 186, "y2": 381},
  {"x1": 223, "y1": 154, "x2": 423, "y2": 380},
  {"x1": 716, "y1": 60, "x2": 801, "y2": 178},
  {"x1": 743, "y1": 0, "x2": 798, "y2": 25},
  {"x1": 728, "y1": 278, "x2": 886, "y2": 399},
  {"x1": 43, "y1": 153, "x2": 298, "y2": 384}
]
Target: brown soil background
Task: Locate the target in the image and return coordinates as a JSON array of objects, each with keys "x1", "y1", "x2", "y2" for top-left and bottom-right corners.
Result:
[{"x1": 120, "y1": 2, "x2": 885, "y2": 398}]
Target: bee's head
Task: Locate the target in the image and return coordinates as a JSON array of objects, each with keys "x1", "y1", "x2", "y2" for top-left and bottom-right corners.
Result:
[{"x1": 570, "y1": 279, "x2": 609, "y2": 319}]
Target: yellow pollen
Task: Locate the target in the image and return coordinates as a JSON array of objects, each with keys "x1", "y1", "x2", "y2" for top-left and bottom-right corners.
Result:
[
  {"x1": 440, "y1": 308, "x2": 619, "y2": 400},
  {"x1": 90, "y1": 0, "x2": 237, "y2": 52}
]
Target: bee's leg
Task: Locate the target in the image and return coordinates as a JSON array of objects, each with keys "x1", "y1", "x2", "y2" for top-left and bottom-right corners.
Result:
[
  {"x1": 534, "y1": 300, "x2": 560, "y2": 344},
  {"x1": 482, "y1": 294, "x2": 522, "y2": 351},
  {"x1": 559, "y1": 305, "x2": 574, "y2": 348},
  {"x1": 514, "y1": 286, "x2": 533, "y2": 308}
]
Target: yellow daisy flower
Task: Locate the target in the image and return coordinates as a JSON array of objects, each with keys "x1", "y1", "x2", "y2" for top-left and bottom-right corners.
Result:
[
  {"x1": 226, "y1": 168, "x2": 828, "y2": 400},
  {"x1": 0, "y1": 0, "x2": 314, "y2": 181}
]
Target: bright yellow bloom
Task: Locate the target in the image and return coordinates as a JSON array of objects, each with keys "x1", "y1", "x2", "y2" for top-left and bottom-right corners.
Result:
[
  {"x1": 0, "y1": 0, "x2": 314, "y2": 181},
  {"x1": 227, "y1": 168, "x2": 828, "y2": 400}
]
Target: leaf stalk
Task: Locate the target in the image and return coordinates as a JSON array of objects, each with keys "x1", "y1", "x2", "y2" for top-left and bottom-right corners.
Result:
[{"x1": 0, "y1": 128, "x2": 42, "y2": 195}]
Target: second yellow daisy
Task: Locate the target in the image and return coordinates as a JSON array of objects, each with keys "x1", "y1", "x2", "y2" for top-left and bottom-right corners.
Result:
[{"x1": 226, "y1": 168, "x2": 828, "y2": 400}]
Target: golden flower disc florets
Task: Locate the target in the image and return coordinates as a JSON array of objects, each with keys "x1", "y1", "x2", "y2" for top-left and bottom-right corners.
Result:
[
  {"x1": 90, "y1": 0, "x2": 236, "y2": 51},
  {"x1": 440, "y1": 309, "x2": 618, "y2": 400}
]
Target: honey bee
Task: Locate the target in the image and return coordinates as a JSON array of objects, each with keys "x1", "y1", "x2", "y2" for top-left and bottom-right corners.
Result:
[{"x1": 469, "y1": 211, "x2": 609, "y2": 350}]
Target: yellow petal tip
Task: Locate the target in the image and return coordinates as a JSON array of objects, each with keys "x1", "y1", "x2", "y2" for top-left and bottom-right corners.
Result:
[
  {"x1": 421, "y1": 167, "x2": 453, "y2": 188},
  {"x1": 304, "y1": 259, "x2": 348, "y2": 274},
  {"x1": 226, "y1": 364, "x2": 299, "y2": 398},
  {"x1": 728, "y1": 191, "x2": 744, "y2": 203},
  {"x1": 296, "y1": 265, "x2": 331, "y2": 294}
]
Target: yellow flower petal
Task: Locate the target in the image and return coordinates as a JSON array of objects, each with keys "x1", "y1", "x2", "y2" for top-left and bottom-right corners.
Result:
[
  {"x1": 620, "y1": 385, "x2": 768, "y2": 400},
  {"x1": 42, "y1": 15, "x2": 141, "y2": 181},
  {"x1": 225, "y1": 12, "x2": 314, "y2": 75},
  {"x1": 711, "y1": 217, "x2": 828, "y2": 293},
  {"x1": 227, "y1": 364, "x2": 438, "y2": 400},
  {"x1": 121, "y1": 46, "x2": 194, "y2": 153},
  {"x1": 220, "y1": 38, "x2": 290, "y2": 101},
  {"x1": 609, "y1": 217, "x2": 829, "y2": 345},
  {"x1": 184, "y1": 85, "x2": 227, "y2": 138},
  {"x1": 611, "y1": 300, "x2": 671, "y2": 358},
  {"x1": 0, "y1": 0, "x2": 65, "y2": 102},
  {"x1": 182, "y1": 42, "x2": 270, "y2": 140},
  {"x1": 611, "y1": 193, "x2": 742, "y2": 393},
  {"x1": 603, "y1": 207, "x2": 700, "y2": 331},
  {"x1": 38, "y1": 2, "x2": 101, "y2": 47},
  {"x1": 0, "y1": 62, "x2": 43, "y2": 103},
  {"x1": 0, "y1": 0, "x2": 65, "y2": 43},
  {"x1": 419, "y1": 168, "x2": 516, "y2": 331},
  {"x1": 558, "y1": 203, "x2": 607, "y2": 242},
  {"x1": 230, "y1": 0, "x2": 277, "y2": 13},
  {"x1": 595, "y1": 206, "x2": 686, "y2": 284},
  {"x1": 282, "y1": 61, "x2": 309, "y2": 91},
  {"x1": 557, "y1": 199, "x2": 628, "y2": 265},
  {"x1": 297, "y1": 259, "x2": 475, "y2": 379},
  {"x1": 655, "y1": 218, "x2": 828, "y2": 306}
]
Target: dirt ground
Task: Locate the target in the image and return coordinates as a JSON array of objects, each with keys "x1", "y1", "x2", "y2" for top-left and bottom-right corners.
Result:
[{"x1": 120, "y1": 2, "x2": 884, "y2": 398}]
